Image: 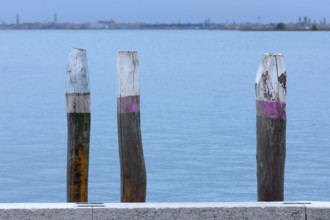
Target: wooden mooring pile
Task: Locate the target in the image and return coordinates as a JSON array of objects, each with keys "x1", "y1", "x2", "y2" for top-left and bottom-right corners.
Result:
[{"x1": 65, "y1": 48, "x2": 286, "y2": 203}]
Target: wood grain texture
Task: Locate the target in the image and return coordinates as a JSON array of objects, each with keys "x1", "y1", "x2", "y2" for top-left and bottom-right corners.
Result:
[
  {"x1": 117, "y1": 110, "x2": 146, "y2": 202},
  {"x1": 117, "y1": 51, "x2": 140, "y2": 98},
  {"x1": 66, "y1": 93, "x2": 91, "y2": 113},
  {"x1": 256, "y1": 116, "x2": 286, "y2": 201},
  {"x1": 66, "y1": 113, "x2": 90, "y2": 202},
  {"x1": 66, "y1": 48, "x2": 91, "y2": 202},
  {"x1": 117, "y1": 51, "x2": 146, "y2": 202},
  {"x1": 255, "y1": 53, "x2": 286, "y2": 103},
  {"x1": 255, "y1": 53, "x2": 286, "y2": 201},
  {"x1": 66, "y1": 48, "x2": 90, "y2": 94}
]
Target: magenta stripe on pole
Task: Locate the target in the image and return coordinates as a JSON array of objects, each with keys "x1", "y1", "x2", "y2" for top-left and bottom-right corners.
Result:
[
  {"x1": 118, "y1": 95, "x2": 140, "y2": 113},
  {"x1": 256, "y1": 101, "x2": 286, "y2": 120}
]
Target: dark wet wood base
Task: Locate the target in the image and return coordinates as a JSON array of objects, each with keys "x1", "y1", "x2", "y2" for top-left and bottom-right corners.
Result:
[
  {"x1": 117, "y1": 111, "x2": 146, "y2": 202},
  {"x1": 256, "y1": 116, "x2": 286, "y2": 201}
]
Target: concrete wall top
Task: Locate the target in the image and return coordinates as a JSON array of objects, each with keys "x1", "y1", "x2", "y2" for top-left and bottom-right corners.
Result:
[{"x1": 0, "y1": 202, "x2": 329, "y2": 220}]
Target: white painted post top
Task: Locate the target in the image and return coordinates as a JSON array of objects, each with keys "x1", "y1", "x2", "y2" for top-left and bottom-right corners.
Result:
[
  {"x1": 66, "y1": 48, "x2": 90, "y2": 94},
  {"x1": 255, "y1": 53, "x2": 286, "y2": 103},
  {"x1": 117, "y1": 51, "x2": 140, "y2": 98}
]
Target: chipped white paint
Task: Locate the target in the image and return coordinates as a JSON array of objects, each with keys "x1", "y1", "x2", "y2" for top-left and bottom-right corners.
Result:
[
  {"x1": 117, "y1": 51, "x2": 140, "y2": 98},
  {"x1": 255, "y1": 53, "x2": 286, "y2": 103},
  {"x1": 66, "y1": 48, "x2": 90, "y2": 113},
  {"x1": 66, "y1": 48, "x2": 90, "y2": 94}
]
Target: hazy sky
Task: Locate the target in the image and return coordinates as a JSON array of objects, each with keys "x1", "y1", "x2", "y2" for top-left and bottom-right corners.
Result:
[{"x1": 1, "y1": 0, "x2": 328, "y2": 24}]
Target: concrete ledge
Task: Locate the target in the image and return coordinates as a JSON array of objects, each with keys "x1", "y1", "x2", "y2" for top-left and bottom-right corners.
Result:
[
  {"x1": 0, "y1": 202, "x2": 329, "y2": 220},
  {"x1": 0, "y1": 203, "x2": 91, "y2": 220},
  {"x1": 305, "y1": 202, "x2": 330, "y2": 219}
]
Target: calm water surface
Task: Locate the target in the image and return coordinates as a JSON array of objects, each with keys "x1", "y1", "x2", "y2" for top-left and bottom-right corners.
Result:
[{"x1": 0, "y1": 30, "x2": 329, "y2": 202}]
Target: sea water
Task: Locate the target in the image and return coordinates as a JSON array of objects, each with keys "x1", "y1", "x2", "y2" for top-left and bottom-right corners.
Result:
[{"x1": 0, "y1": 30, "x2": 329, "y2": 202}]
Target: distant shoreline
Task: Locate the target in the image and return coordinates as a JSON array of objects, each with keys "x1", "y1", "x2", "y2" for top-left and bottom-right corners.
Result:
[
  {"x1": 1, "y1": 20, "x2": 329, "y2": 31},
  {"x1": 1, "y1": 28, "x2": 330, "y2": 31},
  {"x1": 240, "y1": 29, "x2": 330, "y2": 32}
]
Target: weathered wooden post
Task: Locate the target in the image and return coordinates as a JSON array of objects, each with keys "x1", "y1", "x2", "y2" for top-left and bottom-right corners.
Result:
[
  {"x1": 255, "y1": 53, "x2": 286, "y2": 201},
  {"x1": 117, "y1": 51, "x2": 147, "y2": 202},
  {"x1": 66, "y1": 48, "x2": 91, "y2": 202}
]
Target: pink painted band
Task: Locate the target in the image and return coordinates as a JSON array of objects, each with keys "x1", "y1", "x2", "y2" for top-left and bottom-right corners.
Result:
[
  {"x1": 256, "y1": 101, "x2": 286, "y2": 120},
  {"x1": 118, "y1": 95, "x2": 140, "y2": 113}
]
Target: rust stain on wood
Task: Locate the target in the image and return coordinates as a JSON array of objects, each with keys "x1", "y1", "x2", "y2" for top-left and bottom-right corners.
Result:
[{"x1": 67, "y1": 113, "x2": 90, "y2": 202}]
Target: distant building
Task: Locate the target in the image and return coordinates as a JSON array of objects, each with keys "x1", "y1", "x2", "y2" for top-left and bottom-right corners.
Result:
[
  {"x1": 1, "y1": 13, "x2": 329, "y2": 31},
  {"x1": 54, "y1": 13, "x2": 57, "y2": 23},
  {"x1": 303, "y1": 16, "x2": 308, "y2": 25},
  {"x1": 16, "y1": 14, "x2": 20, "y2": 25}
]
